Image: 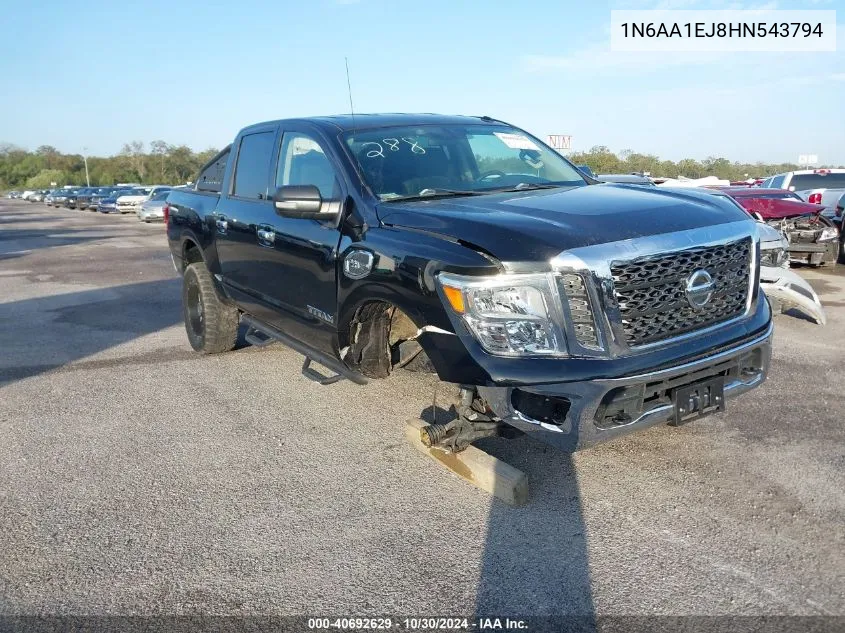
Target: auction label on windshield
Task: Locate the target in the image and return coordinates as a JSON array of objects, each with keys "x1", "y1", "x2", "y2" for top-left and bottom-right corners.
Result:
[
  {"x1": 610, "y1": 9, "x2": 836, "y2": 52},
  {"x1": 493, "y1": 133, "x2": 539, "y2": 151}
]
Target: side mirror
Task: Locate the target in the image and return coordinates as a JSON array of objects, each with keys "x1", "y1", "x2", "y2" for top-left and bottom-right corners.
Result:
[
  {"x1": 576, "y1": 164, "x2": 596, "y2": 179},
  {"x1": 273, "y1": 185, "x2": 326, "y2": 218}
]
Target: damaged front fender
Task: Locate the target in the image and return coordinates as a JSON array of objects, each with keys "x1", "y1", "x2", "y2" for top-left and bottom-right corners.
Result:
[{"x1": 760, "y1": 266, "x2": 826, "y2": 325}]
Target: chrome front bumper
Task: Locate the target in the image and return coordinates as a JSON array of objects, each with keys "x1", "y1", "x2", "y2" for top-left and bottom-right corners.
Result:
[{"x1": 479, "y1": 322, "x2": 773, "y2": 452}]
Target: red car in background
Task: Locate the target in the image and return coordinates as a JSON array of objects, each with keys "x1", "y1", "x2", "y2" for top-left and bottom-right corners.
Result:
[{"x1": 718, "y1": 187, "x2": 841, "y2": 266}]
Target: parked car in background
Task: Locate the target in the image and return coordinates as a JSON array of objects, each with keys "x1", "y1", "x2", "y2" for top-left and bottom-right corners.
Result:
[
  {"x1": 760, "y1": 169, "x2": 845, "y2": 219},
  {"x1": 719, "y1": 187, "x2": 840, "y2": 266},
  {"x1": 28, "y1": 190, "x2": 49, "y2": 202},
  {"x1": 137, "y1": 189, "x2": 171, "y2": 222},
  {"x1": 114, "y1": 187, "x2": 150, "y2": 214},
  {"x1": 86, "y1": 187, "x2": 117, "y2": 210},
  {"x1": 75, "y1": 187, "x2": 105, "y2": 210},
  {"x1": 97, "y1": 189, "x2": 134, "y2": 214},
  {"x1": 6, "y1": 191, "x2": 20, "y2": 198},
  {"x1": 20, "y1": 190, "x2": 37, "y2": 201},
  {"x1": 50, "y1": 190, "x2": 72, "y2": 206},
  {"x1": 63, "y1": 188, "x2": 87, "y2": 209},
  {"x1": 116, "y1": 186, "x2": 171, "y2": 214}
]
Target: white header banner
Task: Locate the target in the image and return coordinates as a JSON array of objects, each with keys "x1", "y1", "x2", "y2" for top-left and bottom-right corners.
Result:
[{"x1": 610, "y1": 10, "x2": 836, "y2": 52}]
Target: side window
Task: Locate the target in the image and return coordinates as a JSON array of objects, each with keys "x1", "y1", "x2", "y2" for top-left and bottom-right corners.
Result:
[
  {"x1": 197, "y1": 148, "x2": 230, "y2": 193},
  {"x1": 233, "y1": 132, "x2": 275, "y2": 199},
  {"x1": 771, "y1": 175, "x2": 786, "y2": 188},
  {"x1": 761, "y1": 177, "x2": 773, "y2": 188},
  {"x1": 275, "y1": 133, "x2": 339, "y2": 200}
]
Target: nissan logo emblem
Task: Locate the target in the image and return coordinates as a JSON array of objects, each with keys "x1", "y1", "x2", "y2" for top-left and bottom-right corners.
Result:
[{"x1": 685, "y1": 270, "x2": 715, "y2": 308}]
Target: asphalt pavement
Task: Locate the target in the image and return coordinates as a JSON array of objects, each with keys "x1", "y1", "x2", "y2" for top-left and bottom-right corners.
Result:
[{"x1": 0, "y1": 200, "x2": 843, "y2": 625}]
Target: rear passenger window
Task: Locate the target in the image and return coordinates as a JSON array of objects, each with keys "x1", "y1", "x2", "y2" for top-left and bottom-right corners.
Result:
[
  {"x1": 771, "y1": 175, "x2": 785, "y2": 188},
  {"x1": 197, "y1": 148, "x2": 230, "y2": 193},
  {"x1": 233, "y1": 132, "x2": 276, "y2": 199}
]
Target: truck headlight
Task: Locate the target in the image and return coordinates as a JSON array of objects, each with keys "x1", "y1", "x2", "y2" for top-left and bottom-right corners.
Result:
[
  {"x1": 438, "y1": 273, "x2": 566, "y2": 356},
  {"x1": 819, "y1": 226, "x2": 839, "y2": 242},
  {"x1": 760, "y1": 247, "x2": 789, "y2": 268}
]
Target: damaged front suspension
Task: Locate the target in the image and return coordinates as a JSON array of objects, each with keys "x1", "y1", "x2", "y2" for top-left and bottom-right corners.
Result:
[{"x1": 419, "y1": 387, "x2": 512, "y2": 453}]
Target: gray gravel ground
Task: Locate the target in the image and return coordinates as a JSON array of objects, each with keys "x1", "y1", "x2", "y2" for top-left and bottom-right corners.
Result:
[{"x1": 0, "y1": 201, "x2": 843, "y2": 623}]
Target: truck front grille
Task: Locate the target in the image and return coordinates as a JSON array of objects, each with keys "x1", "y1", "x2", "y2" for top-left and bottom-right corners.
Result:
[{"x1": 610, "y1": 238, "x2": 752, "y2": 347}]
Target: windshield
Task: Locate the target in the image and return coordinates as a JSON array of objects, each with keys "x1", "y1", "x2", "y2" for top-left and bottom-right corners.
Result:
[{"x1": 343, "y1": 124, "x2": 586, "y2": 201}]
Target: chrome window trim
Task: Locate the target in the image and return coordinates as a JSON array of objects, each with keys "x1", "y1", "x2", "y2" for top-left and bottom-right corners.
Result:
[{"x1": 548, "y1": 220, "x2": 759, "y2": 357}]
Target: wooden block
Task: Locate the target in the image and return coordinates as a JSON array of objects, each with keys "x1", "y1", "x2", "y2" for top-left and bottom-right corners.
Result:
[{"x1": 405, "y1": 418, "x2": 529, "y2": 506}]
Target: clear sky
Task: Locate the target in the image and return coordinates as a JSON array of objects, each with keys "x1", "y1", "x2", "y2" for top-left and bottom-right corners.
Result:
[{"x1": 2, "y1": 0, "x2": 843, "y2": 163}]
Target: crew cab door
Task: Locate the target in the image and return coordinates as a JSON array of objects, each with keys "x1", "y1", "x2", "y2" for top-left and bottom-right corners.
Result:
[
  {"x1": 213, "y1": 126, "x2": 280, "y2": 320},
  {"x1": 245, "y1": 125, "x2": 345, "y2": 355}
]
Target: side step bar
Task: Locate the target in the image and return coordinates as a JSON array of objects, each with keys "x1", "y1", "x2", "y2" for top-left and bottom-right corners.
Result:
[{"x1": 241, "y1": 315, "x2": 368, "y2": 386}]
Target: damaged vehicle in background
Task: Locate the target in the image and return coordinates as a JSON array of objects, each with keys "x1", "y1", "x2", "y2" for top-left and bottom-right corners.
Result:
[
  {"x1": 166, "y1": 114, "x2": 773, "y2": 455},
  {"x1": 757, "y1": 223, "x2": 826, "y2": 325},
  {"x1": 719, "y1": 187, "x2": 840, "y2": 266}
]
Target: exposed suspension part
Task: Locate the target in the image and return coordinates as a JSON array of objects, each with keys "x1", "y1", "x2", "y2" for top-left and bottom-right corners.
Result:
[{"x1": 419, "y1": 386, "x2": 511, "y2": 453}]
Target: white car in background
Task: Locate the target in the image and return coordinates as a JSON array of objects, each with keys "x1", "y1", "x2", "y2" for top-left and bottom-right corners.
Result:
[
  {"x1": 115, "y1": 185, "x2": 170, "y2": 214},
  {"x1": 136, "y1": 189, "x2": 171, "y2": 222}
]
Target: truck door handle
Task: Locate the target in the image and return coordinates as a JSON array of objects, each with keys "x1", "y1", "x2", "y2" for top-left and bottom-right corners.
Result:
[
  {"x1": 215, "y1": 216, "x2": 228, "y2": 235},
  {"x1": 256, "y1": 227, "x2": 276, "y2": 247}
]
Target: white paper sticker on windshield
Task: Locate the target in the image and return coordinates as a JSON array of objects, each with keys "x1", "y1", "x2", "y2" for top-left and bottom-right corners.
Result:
[{"x1": 493, "y1": 132, "x2": 539, "y2": 150}]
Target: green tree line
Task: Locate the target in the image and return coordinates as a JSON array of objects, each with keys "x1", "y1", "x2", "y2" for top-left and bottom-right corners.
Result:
[
  {"x1": 4, "y1": 141, "x2": 842, "y2": 190},
  {"x1": 0, "y1": 141, "x2": 219, "y2": 189},
  {"x1": 568, "y1": 146, "x2": 843, "y2": 181}
]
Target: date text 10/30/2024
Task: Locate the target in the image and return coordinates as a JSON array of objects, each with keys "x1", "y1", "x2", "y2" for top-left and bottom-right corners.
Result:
[{"x1": 307, "y1": 617, "x2": 529, "y2": 630}]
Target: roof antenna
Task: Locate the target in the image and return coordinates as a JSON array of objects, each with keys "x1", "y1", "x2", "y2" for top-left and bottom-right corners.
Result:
[
  {"x1": 345, "y1": 56, "x2": 355, "y2": 122},
  {"x1": 345, "y1": 57, "x2": 364, "y2": 200}
]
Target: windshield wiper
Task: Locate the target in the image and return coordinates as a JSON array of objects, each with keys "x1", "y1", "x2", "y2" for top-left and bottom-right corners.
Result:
[
  {"x1": 383, "y1": 188, "x2": 488, "y2": 202},
  {"x1": 493, "y1": 182, "x2": 567, "y2": 192}
]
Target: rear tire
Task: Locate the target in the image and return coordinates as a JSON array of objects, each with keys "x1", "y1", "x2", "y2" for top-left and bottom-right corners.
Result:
[{"x1": 182, "y1": 262, "x2": 239, "y2": 354}]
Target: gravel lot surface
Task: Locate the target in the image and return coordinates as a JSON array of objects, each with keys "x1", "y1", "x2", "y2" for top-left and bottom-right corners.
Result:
[{"x1": 1, "y1": 200, "x2": 843, "y2": 624}]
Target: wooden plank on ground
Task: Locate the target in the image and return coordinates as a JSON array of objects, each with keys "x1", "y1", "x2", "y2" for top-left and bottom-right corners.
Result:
[{"x1": 405, "y1": 418, "x2": 529, "y2": 506}]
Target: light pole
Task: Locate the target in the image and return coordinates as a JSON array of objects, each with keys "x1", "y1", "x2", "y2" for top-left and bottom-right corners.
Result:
[{"x1": 83, "y1": 147, "x2": 90, "y2": 186}]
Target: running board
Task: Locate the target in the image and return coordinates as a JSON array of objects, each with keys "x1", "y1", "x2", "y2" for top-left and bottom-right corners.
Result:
[{"x1": 241, "y1": 315, "x2": 368, "y2": 386}]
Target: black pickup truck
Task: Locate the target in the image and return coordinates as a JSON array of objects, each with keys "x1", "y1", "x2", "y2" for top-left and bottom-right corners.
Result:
[{"x1": 166, "y1": 114, "x2": 772, "y2": 452}]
